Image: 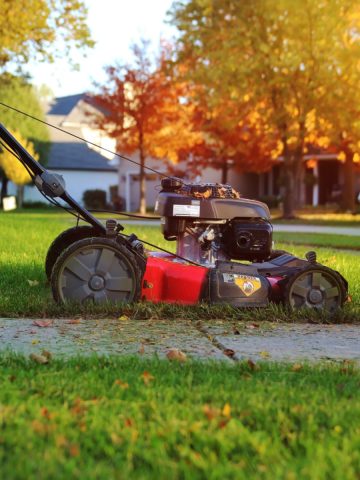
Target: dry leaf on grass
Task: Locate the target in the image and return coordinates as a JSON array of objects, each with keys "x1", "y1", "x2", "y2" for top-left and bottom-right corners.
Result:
[
  {"x1": 114, "y1": 379, "x2": 129, "y2": 389},
  {"x1": 247, "y1": 359, "x2": 258, "y2": 371},
  {"x1": 141, "y1": 371, "x2": 155, "y2": 385},
  {"x1": 27, "y1": 280, "x2": 39, "y2": 287},
  {"x1": 291, "y1": 363, "x2": 303, "y2": 372},
  {"x1": 222, "y1": 403, "x2": 231, "y2": 418},
  {"x1": 166, "y1": 348, "x2": 187, "y2": 362},
  {"x1": 41, "y1": 350, "x2": 52, "y2": 360},
  {"x1": 29, "y1": 353, "x2": 48, "y2": 364},
  {"x1": 118, "y1": 315, "x2": 130, "y2": 322}
]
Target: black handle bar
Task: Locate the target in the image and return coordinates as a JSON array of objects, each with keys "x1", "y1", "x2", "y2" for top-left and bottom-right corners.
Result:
[{"x1": 0, "y1": 122, "x2": 106, "y2": 232}]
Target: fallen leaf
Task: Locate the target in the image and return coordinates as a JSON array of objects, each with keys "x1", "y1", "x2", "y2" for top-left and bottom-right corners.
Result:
[
  {"x1": 31, "y1": 339, "x2": 40, "y2": 345},
  {"x1": 218, "y1": 418, "x2": 230, "y2": 429},
  {"x1": 203, "y1": 404, "x2": 220, "y2": 421},
  {"x1": 247, "y1": 359, "x2": 257, "y2": 370},
  {"x1": 29, "y1": 353, "x2": 48, "y2": 364},
  {"x1": 291, "y1": 363, "x2": 303, "y2": 372},
  {"x1": 141, "y1": 371, "x2": 154, "y2": 385},
  {"x1": 41, "y1": 350, "x2": 52, "y2": 360},
  {"x1": 260, "y1": 351, "x2": 270, "y2": 358},
  {"x1": 222, "y1": 403, "x2": 231, "y2": 418},
  {"x1": 68, "y1": 444, "x2": 80, "y2": 457},
  {"x1": 66, "y1": 319, "x2": 81, "y2": 324},
  {"x1": 246, "y1": 323, "x2": 260, "y2": 329},
  {"x1": 124, "y1": 418, "x2": 133, "y2": 428},
  {"x1": 224, "y1": 349, "x2": 235, "y2": 358},
  {"x1": 27, "y1": 279, "x2": 39, "y2": 287},
  {"x1": 138, "y1": 344, "x2": 145, "y2": 355},
  {"x1": 41, "y1": 407, "x2": 52, "y2": 420},
  {"x1": 55, "y1": 435, "x2": 68, "y2": 448},
  {"x1": 166, "y1": 348, "x2": 187, "y2": 362},
  {"x1": 118, "y1": 315, "x2": 129, "y2": 322},
  {"x1": 114, "y1": 379, "x2": 129, "y2": 389},
  {"x1": 33, "y1": 320, "x2": 52, "y2": 328}
]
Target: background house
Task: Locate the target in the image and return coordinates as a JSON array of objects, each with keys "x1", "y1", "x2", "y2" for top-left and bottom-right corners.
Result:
[{"x1": 9, "y1": 94, "x2": 118, "y2": 206}]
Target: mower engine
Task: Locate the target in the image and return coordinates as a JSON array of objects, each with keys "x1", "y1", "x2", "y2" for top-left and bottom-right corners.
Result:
[
  {"x1": 157, "y1": 178, "x2": 273, "y2": 266},
  {"x1": 140, "y1": 178, "x2": 348, "y2": 311}
]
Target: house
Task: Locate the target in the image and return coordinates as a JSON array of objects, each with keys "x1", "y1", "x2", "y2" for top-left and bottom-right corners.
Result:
[{"x1": 9, "y1": 94, "x2": 119, "y2": 206}]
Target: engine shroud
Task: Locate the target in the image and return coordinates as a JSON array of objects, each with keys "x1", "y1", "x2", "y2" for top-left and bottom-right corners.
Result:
[{"x1": 155, "y1": 179, "x2": 273, "y2": 264}]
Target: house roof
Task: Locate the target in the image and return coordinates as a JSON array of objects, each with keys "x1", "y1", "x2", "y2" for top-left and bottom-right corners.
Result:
[
  {"x1": 47, "y1": 94, "x2": 85, "y2": 116},
  {"x1": 46, "y1": 94, "x2": 117, "y2": 172}
]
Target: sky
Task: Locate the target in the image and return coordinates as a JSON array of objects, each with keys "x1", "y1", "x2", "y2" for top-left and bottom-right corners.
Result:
[{"x1": 28, "y1": 0, "x2": 176, "y2": 98}]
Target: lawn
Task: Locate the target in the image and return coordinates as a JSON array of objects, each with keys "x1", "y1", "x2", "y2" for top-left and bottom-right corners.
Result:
[
  {"x1": 274, "y1": 232, "x2": 360, "y2": 250},
  {"x1": 0, "y1": 355, "x2": 358, "y2": 480},
  {"x1": 271, "y1": 211, "x2": 360, "y2": 226},
  {"x1": 0, "y1": 210, "x2": 359, "y2": 321}
]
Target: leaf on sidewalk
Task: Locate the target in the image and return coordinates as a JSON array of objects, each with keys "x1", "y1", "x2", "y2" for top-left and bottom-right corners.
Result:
[{"x1": 33, "y1": 320, "x2": 52, "y2": 328}]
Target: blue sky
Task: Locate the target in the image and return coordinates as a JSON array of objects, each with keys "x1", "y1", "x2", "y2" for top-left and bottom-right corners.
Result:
[{"x1": 28, "y1": 0, "x2": 175, "y2": 97}]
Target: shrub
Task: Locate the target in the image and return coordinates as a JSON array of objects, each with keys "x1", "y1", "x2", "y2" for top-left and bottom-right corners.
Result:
[{"x1": 83, "y1": 189, "x2": 107, "y2": 209}]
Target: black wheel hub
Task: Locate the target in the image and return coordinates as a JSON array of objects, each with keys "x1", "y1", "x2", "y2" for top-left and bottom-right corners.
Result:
[{"x1": 89, "y1": 274, "x2": 105, "y2": 291}]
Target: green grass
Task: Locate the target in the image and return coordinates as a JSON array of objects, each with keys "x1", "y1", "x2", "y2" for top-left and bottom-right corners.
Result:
[
  {"x1": 274, "y1": 232, "x2": 360, "y2": 250},
  {"x1": 0, "y1": 355, "x2": 359, "y2": 479},
  {"x1": 0, "y1": 211, "x2": 359, "y2": 320},
  {"x1": 271, "y1": 211, "x2": 360, "y2": 226}
]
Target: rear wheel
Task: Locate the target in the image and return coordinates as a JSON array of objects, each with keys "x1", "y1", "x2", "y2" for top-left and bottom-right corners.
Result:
[
  {"x1": 284, "y1": 267, "x2": 346, "y2": 312},
  {"x1": 45, "y1": 226, "x2": 100, "y2": 280},
  {"x1": 51, "y1": 237, "x2": 142, "y2": 304}
]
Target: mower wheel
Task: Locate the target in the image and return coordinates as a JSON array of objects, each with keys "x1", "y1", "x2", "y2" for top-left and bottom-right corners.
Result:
[
  {"x1": 284, "y1": 266, "x2": 346, "y2": 312},
  {"x1": 51, "y1": 237, "x2": 143, "y2": 304},
  {"x1": 45, "y1": 226, "x2": 100, "y2": 280}
]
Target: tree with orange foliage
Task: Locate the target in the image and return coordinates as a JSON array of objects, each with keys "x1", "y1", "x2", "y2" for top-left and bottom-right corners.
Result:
[
  {"x1": 92, "y1": 41, "x2": 201, "y2": 214},
  {"x1": 180, "y1": 94, "x2": 280, "y2": 184}
]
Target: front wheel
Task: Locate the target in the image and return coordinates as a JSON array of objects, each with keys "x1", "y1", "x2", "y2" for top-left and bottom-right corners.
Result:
[
  {"x1": 51, "y1": 237, "x2": 143, "y2": 304},
  {"x1": 283, "y1": 266, "x2": 347, "y2": 312}
]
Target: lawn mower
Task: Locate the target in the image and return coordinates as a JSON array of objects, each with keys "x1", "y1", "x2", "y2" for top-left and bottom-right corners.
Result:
[{"x1": 0, "y1": 122, "x2": 348, "y2": 312}]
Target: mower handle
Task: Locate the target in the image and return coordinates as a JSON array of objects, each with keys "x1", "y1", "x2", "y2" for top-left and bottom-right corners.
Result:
[
  {"x1": 0, "y1": 122, "x2": 106, "y2": 233},
  {"x1": 0, "y1": 123, "x2": 45, "y2": 176}
]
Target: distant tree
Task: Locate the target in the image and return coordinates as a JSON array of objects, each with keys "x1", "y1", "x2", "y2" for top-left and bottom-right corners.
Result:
[
  {"x1": 170, "y1": 0, "x2": 360, "y2": 217},
  {"x1": 0, "y1": 129, "x2": 38, "y2": 207},
  {"x1": 0, "y1": 0, "x2": 94, "y2": 67},
  {"x1": 0, "y1": 74, "x2": 49, "y2": 201},
  {"x1": 182, "y1": 93, "x2": 280, "y2": 184},
  {"x1": 93, "y1": 41, "x2": 201, "y2": 214}
]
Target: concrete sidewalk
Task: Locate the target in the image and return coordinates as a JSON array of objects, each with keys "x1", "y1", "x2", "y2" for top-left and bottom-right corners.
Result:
[{"x1": 0, "y1": 319, "x2": 359, "y2": 364}]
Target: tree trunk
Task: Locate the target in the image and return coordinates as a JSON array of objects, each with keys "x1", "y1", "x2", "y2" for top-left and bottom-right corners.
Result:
[
  {"x1": 281, "y1": 122, "x2": 305, "y2": 218},
  {"x1": 139, "y1": 134, "x2": 146, "y2": 214},
  {"x1": 0, "y1": 174, "x2": 9, "y2": 204},
  {"x1": 282, "y1": 161, "x2": 297, "y2": 218},
  {"x1": 341, "y1": 150, "x2": 355, "y2": 212},
  {"x1": 221, "y1": 161, "x2": 228, "y2": 184},
  {"x1": 17, "y1": 185, "x2": 24, "y2": 208}
]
